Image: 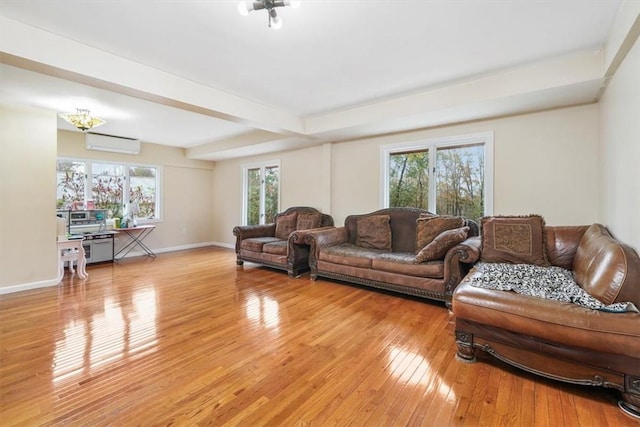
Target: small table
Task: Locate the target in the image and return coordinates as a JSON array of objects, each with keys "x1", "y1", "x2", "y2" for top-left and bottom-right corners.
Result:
[
  {"x1": 57, "y1": 236, "x2": 88, "y2": 282},
  {"x1": 114, "y1": 225, "x2": 157, "y2": 260}
]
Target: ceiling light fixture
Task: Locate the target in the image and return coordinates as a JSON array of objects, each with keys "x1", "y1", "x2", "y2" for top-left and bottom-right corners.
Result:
[
  {"x1": 238, "y1": 0, "x2": 300, "y2": 29},
  {"x1": 58, "y1": 108, "x2": 106, "y2": 132}
]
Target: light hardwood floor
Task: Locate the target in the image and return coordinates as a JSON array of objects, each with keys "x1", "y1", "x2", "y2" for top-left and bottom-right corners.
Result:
[{"x1": 0, "y1": 247, "x2": 636, "y2": 426}]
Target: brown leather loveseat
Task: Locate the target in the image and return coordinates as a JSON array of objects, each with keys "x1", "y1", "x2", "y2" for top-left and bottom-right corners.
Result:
[
  {"x1": 233, "y1": 206, "x2": 334, "y2": 277},
  {"x1": 453, "y1": 222, "x2": 640, "y2": 417},
  {"x1": 300, "y1": 208, "x2": 479, "y2": 306}
]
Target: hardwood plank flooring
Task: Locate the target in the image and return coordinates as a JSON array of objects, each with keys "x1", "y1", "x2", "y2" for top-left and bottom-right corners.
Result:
[{"x1": 0, "y1": 247, "x2": 636, "y2": 426}]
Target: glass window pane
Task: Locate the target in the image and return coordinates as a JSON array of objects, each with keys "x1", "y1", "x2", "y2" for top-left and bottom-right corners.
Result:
[
  {"x1": 246, "y1": 168, "x2": 261, "y2": 225},
  {"x1": 388, "y1": 151, "x2": 429, "y2": 209},
  {"x1": 56, "y1": 160, "x2": 86, "y2": 209},
  {"x1": 129, "y1": 166, "x2": 157, "y2": 219},
  {"x1": 92, "y1": 163, "x2": 124, "y2": 218},
  {"x1": 436, "y1": 144, "x2": 484, "y2": 219},
  {"x1": 264, "y1": 166, "x2": 279, "y2": 224}
]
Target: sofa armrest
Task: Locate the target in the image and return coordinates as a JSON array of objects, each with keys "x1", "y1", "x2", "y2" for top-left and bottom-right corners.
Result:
[
  {"x1": 292, "y1": 227, "x2": 348, "y2": 279},
  {"x1": 443, "y1": 236, "x2": 482, "y2": 307},
  {"x1": 287, "y1": 226, "x2": 336, "y2": 266},
  {"x1": 232, "y1": 223, "x2": 277, "y2": 254}
]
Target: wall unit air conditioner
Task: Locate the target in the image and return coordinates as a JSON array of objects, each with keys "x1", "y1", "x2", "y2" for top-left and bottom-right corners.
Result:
[{"x1": 85, "y1": 133, "x2": 140, "y2": 155}]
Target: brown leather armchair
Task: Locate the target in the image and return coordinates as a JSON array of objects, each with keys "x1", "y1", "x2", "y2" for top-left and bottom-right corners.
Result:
[
  {"x1": 233, "y1": 206, "x2": 334, "y2": 277},
  {"x1": 453, "y1": 224, "x2": 640, "y2": 417}
]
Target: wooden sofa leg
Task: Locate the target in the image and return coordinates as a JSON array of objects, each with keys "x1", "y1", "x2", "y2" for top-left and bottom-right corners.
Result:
[
  {"x1": 619, "y1": 376, "x2": 640, "y2": 419},
  {"x1": 455, "y1": 330, "x2": 477, "y2": 363},
  {"x1": 288, "y1": 269, "x2": 301, "y2": 278},
  {"x1": 236, "y1": 259, "x2": 244, "y2": 266}
]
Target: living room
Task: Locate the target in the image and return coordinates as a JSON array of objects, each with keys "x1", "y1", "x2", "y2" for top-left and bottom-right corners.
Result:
[{"x1": 1, "y1": 1, "x2": 639, "y2": 424}]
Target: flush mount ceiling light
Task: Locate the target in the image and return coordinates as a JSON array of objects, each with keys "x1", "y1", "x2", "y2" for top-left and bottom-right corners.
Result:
[
  {"x1": 58, "y1": 108, "x2": 106, "y2": 132},
  {"x1": 238, "y1": 0, "x2": 300, "y2": 29}
]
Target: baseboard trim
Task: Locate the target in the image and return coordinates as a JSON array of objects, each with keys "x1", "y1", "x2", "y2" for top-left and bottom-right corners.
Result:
[
  {"x1": 0, "y1": 278, "x2": 59, "y2": 296},
  {"x1": 0, "y1": 242, "x2": 234, "y2": 295}
]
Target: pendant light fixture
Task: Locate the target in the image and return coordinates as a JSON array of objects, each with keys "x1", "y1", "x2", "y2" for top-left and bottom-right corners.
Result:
[
  {"x1": 238, "y1": 0, "x2": 300, "y2": 29},
  {"x1": 58, "y1": 108, "x2": 106, "y2": 132}
]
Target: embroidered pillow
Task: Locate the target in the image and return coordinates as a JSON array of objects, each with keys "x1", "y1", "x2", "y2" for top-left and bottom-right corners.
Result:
[
  {"x1": 416, "y1": 215, "x2": 465, "y2": 252},
  {"x1": 356, "y1": 215, "x2": 392, "y2": 251},
  {"x1": 416, "y1": 226, "x2": 469, "y2": 263},
  {"x1": 274, "y1": 211, "x2": 298, "y2": 239},
  {"x1": 296, "y1": 212, "x2": 322, "y2": 231},
  {"x1": 481, "y1": 215, "x2": 550, "y2": 266}
]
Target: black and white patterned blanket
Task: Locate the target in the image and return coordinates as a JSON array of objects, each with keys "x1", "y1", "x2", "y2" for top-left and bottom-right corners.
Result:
[{"x1": 469, "y1": 262, "x2": 639, "y2": 313}]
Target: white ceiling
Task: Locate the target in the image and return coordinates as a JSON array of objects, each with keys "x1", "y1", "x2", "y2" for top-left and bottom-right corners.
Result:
[{"x1": 0, "y1": 0, "x2": 626, "y2": 160}]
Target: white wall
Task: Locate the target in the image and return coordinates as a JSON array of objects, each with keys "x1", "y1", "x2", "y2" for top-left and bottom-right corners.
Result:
[
  {"x1": 0, "y1": 105, "x2": 58, "y2": 291},
  {"x1": 599, "y1": 34, "x2": 640, "y2": 251},
  {"x1": 331, "y1": 104, "x2": 599, "y2": 227},
  {"x1": 212, "y1": 144, "x2": 327, "y2": 246},
  {"x1": 212, "y1": 104, "x2": 600, "y2": 246}
]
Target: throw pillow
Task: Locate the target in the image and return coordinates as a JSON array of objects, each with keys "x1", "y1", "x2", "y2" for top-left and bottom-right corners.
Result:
[
  {"x1": 274, "y1": 211, "x2": 298, "y2": 239},
  {"x1": 416, "y1": 226, "x2": 469, "y2": 263},
  {"x1": 296, "y1": 212, "x2": 322, "y2": 231},
  {"x1": 356, "y1": 215, "x2": 392, "y2": 251},
  {"x1": 481, "y1": 215, "x2": 550, "y2": 266},
  {"x1": 416, "y1": 215, "x2": 465, "y2": 252}
]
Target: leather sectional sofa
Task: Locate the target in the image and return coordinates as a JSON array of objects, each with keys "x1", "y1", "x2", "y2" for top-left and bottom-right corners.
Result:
[
  {"x1": 298, "y1": 208, "x2": 479, "y2": 306},
  {"x1": 452, "y1": 222, "x2": 640, "y2": 417},
  {"x1": 233, "y1": 206, "x2": 334, "y2": 277}
]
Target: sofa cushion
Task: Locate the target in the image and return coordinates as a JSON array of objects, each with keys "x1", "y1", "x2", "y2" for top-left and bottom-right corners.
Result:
[
  {"x1": 296, "y1": 212, "x2": 322, "y2": 230},
  {"x1": 263, "y1": 240, "x2": 288, "y2": 256},
  {"x1": 416, "y1": 226, "x2": 469, "y2": 263},
  {"x1": 372, "y1": 253, "x2": 444, "y2": 278},
  {"x1": 453, "y1": 273, "x2": 640, "y2": 358},
  {"x1": 241, "y1": 237, "x2": 283, "y2": 252},
  {"x1": 319, "y1": 243, "x2": 386, "y2": 268},
  {"x1": 275, "y1": 211, "x2": 298, "y2": 239},
  {"x1": 481, "y1": 215, "x2": 550, "y2": 266},
  {"x1": 416, "y1": 215, "x2": 464, "y2": 251},
  {"x1": 574, "y1": 224, "x2": 640, "y2": 306},
  {"x1": 355, "y1": 215, "x2": 392, "y2": 251}
]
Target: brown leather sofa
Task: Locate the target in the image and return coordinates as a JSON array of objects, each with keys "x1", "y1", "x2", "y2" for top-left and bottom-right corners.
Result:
[
  {"x1": 298, "y1": 208, "x2": 479, "y2": 306},
  {"x1": 233, "y1": 206, "x2": 334, "y2": 277},
  {"x1": 453, "y1": 223, "x2": 640, "y2": 417}
]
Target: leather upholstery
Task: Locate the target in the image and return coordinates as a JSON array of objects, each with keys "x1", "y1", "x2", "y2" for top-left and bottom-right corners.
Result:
[
  {"x1": 233, "y1": 206, "x2": 334, "y2": 276},
  {"x1": 305, "y1": 208, "x2": 480, "y2": 305},
  {"x1": 573, "y1": 224, "x2": 640, "y2": 306},
  {"x1": 452, "y1": 223, "x2": 640, "y2": 414}
]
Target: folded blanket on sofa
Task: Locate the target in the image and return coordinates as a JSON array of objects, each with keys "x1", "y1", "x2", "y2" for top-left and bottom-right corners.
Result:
[{"x1": 470, "y1": 262, "x2": 639, "y2": 313}]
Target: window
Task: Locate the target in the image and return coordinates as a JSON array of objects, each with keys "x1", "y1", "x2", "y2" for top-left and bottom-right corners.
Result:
[
  {"x1": 57, "y1": 158, "x2": 161, "y2": 221},
  {"x1": 242, "y1": 161, "x2": 280, "y2": 225},
  {"x1": 382, "y1": 132, "x2": 493, "y2": 219}
]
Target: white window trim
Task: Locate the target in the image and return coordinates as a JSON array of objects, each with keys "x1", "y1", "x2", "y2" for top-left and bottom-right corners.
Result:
[
  {"x1": 380, "y1": 131, "x2": 494, "y2": 215},
  {"x1": 241, "y1": 160, "x2": 281, "y2": 225},
  {"x1": 57, "y1": 157, "x2": 163, "y2": 223}
]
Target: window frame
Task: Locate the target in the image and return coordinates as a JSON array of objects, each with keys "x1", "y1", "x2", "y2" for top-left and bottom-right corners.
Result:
[
  {"x1": 56, "y1": 157, "x2": 163, "y2": 223},
  {"x1": 380, "y1": 131, "x2": 494, "y2": 216},
  {"x1": 241, "y1": 160, "x2": 281, "y2": 226}
]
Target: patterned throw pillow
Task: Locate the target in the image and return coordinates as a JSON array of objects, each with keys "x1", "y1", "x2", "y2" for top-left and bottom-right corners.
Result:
[
  {"x1": 274, "y1": 211, "x2": 298, "y2": 239},
  {"x1": 416, "y1": 226, "x2": 469, "y2": 263},
  {"x1": 356, "y1": 215, "x2": 392, "y2": 251},
  {"x1": 480, "y1": 215, "x2": 550, "y2": 266},
  {"x1": 296, "y1": 212, "x2": 322, "y2": 230},
  {"x1": 416, "y1": 215, "x2": 465, "y2": 252}
]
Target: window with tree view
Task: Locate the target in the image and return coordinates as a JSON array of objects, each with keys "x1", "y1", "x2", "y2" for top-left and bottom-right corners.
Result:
[
  {"x1": 384, "y1": 133, "x2": 492, "y2": 220},
  {"x1": 57, "y1": 158, "x2": 161, "y2": 221},
  {"x1": 243, "y1": 163, "x2": 280, "y2": 225}
]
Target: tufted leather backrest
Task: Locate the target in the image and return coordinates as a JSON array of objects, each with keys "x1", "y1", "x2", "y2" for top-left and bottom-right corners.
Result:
[{"x1": 544, "y1": 225, "x2": 589, "y2": 269}]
